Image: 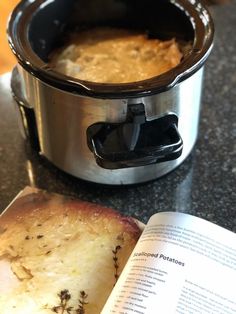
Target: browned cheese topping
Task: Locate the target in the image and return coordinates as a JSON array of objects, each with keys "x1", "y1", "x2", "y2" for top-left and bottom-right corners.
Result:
[{"x1": 50, "y1": 27, "x2": 182, "y2": 83}]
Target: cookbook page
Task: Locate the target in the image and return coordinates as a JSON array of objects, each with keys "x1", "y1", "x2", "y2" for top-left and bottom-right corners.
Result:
[{"x1": 102, "y1": 212, "x2": 236, "y2": 313}]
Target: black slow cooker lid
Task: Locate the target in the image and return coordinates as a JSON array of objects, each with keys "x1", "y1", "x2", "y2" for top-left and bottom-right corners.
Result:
[{"x1": 8, "y1": 0, "x2": 214, "y2": 99}]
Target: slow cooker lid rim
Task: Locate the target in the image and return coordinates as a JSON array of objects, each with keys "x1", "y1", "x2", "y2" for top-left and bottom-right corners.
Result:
[
  {"x1": 8, "y1": 0, "x2": 214, "y2": 98},
  {"x1": 15, "y1": 52, "x2": 210, "y2": 99},
  {"x1": 11, "y1": 43, "x2": 213, "y2": 99}
]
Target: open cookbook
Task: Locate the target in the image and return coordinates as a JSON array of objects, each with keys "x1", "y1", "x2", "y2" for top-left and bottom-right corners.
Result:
[{"x1": 0, "y1": 187, "x2": 236, "y2": 314}]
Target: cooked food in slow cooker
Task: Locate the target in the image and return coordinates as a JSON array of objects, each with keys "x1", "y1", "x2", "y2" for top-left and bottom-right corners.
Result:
[
  {"x1": 0, "y1": 190, "x2": 141, "y2": 313},
  {"x1": 50, "y1": 27, "x2": 183, "y2": 83}
]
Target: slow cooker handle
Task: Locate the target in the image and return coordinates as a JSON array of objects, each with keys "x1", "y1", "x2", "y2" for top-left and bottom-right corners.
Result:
[
  {"x1": 11, "y1": 67, "x2": 40, "y2": 151},
  {"x1": 87, "y1": 114, "x2": 183, "y2": 170}
]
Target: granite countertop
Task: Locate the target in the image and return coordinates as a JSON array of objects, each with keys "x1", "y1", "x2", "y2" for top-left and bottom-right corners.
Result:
[{"x1": 0, "y1": 2, "x2": 236, "y2": 231}]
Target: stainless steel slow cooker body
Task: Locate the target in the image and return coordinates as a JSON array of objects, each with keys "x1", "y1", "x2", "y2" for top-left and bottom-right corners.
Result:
[{"x1": 8, "y1": 0, "x2": 214, "y2": 185}]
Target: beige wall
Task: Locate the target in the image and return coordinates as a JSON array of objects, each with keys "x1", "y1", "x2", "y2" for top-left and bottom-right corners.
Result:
[{"x1": 0, "y1": 0, "x2": 19, "y2": 74}]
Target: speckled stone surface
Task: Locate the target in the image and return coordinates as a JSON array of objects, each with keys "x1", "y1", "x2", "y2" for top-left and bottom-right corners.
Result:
[{"x1": 0, "y1": 2, "x2": 236, "y2": 231}]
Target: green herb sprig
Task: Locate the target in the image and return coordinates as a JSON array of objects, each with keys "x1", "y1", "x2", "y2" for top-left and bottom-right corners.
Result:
[
  {"x1": 112, "y1": 245, "x2": 122, "y2": 282},
  {"x1": 51, "y1": 290, "x2": 88, "y2": 314},
  {"x1": 52, "y1": 290, "x2": 73, "y2": 314},
  {"x1": 75, "y1": 291, "x2": 88, "y2": 314}
]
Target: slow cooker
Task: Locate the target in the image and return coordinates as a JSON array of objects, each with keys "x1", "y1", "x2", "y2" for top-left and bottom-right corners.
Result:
[{"x1": 8, "y1": 0, "x2": 214, "y2": 185}]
